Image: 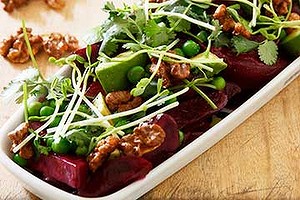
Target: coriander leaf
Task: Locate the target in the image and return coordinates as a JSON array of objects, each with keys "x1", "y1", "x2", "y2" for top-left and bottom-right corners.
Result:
[
  {"x1": 167, "y1": 6, "x2": 191, "y2": 32},
  {"x1": 258, "y1": 40, "x2": 278, "y2": 65},
  {"x1": 232, "y1": 36, "x2": 259, "y2": 54},
  {"x1": 103, "y1": 1, "x2": 116, "y2": 11},
  {"x1": 122, "y1": 43, "x2": 141, "y2": 51},
  {"x1": 168, "y1": 16, "x2": 191, "y2": 32},
  {"x1": 134, "y1": 8, "x2": 146, "y2": 28},
  {"x1": 144, "y1": 20, "x2": 175, "y2": 47},
  {"x1": 214, "y1": 33, "x2": 231, "y2": 47}
]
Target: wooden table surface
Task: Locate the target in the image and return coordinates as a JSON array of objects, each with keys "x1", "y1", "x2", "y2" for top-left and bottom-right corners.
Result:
[{"x1": 0, "y1": 1, "x2": 300, "y2": 199}]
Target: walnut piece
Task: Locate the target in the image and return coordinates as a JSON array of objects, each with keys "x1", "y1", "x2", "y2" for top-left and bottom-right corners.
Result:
[
  {"x1": 213, "y1": 4, "x2": 251, "y2": 38},
  {"x1": 170, "y1": 63, "x2": 190, "y2": 80},
  {"x1": 1, "y1": 0, "x2": 29, "y2": 12},
  {"x1": 273, "y1": 0, "x2": 291, "y2": 15},
  {"x1": 7, "y1": 122, "x2": 33, "y2": 159},
  {"x1": 43, "y1": 33, "x2": 79, "y2": 59},
  {"x1": 105, "y1": 91, "x2": 143, "y2": 112},
  {"x1": 87, "y1": 135, "x2": 120, "y2": 172},
  {"x1": 150, "y1": 58, "x2": 172, "y2": 88},
  {"x1": 119, "y1": 123, "x2": 166, "y2": 157},
  {"x1": 0, "y1": 28, "x2": 43, "y2": 64},
  {"x1": 44, "y1": 0, "x2": 65, "y2": 9}
]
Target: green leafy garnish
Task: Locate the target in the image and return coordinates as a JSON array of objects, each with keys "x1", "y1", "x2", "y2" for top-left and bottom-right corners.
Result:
[
  {"x1": 144, "y1": 20, "x2": 176, "y2": 47},
  {"x1": 232, "y1": 36, "x2": 259, "y2": 54},
  {"x1": 258, "y1": 40, "x2": 278, "y2": 65}
]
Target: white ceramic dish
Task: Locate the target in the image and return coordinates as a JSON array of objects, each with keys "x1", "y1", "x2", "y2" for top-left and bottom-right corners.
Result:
[{"x1": 1, "y1": 57, "x2": 300, "y2": 200}]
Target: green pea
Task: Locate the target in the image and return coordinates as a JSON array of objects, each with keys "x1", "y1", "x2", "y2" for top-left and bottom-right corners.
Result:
[
  {"x1": 197, "y1": 31, "x2": 208, "y2": 43},
  {"x1": 13, "y1": 154, "x2": 27, "y2": 167},
  {"x1": 51, "y1": 137, "x2": 73, "y2": 154},
  {"x1": 182, "y1": 40, "x2": 200, "y2": 57},
  {"x1": 40, "y1": 106, "x2": 55, "y2": 116},
  {"x1": 173, "y1": 48, "x2": 185, "y2": 57},
  {"x1": 49, "y1": 116, "x2": 62, "y2": 128},
  {"x1": 212, "y1": 77, "x2": 226, "y2": 90},
  {"x1": 28, "y1": 102, "x2": 42, "y2": 116},
  {"x1": 75, "y1": 146, "x2": 88, "y2": 156},
  {"x1": 127, "y1": 66, "x2": 145, "y2": 84}
]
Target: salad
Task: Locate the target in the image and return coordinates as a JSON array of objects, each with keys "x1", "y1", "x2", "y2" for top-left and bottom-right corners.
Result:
[{"x1": 1, "y1": 0, "x2": 300, "y2": 197}]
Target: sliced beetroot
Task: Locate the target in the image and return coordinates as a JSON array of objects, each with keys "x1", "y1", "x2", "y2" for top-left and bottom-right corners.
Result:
[
  {"x1": 224, "y1": 82, "x2": 241, "y2": 100},
  {"x1": 211, "y1": 47, "x2": 289, "y2": 90},
  {"x1": 29, "y1": 154, "x2": 88, "y2": 189},
  {"x1": 167, "y1": 90, "x2": 228, "y2": 130},
  {"x1": 29, "y1": 121, "x2": 46, "y2": 136},
  {"x1": 78, "y1": 156, "x2": 152, "y2": 197},
  {"x1": 142, "y1": 114, "x2": 180, "y2": 166},
  {"x1": 85, "y1": 80, "x2": 106, "y2": 98},
  {"x1": 75, "y1": 43, "x2": 101, "y2": 66}
]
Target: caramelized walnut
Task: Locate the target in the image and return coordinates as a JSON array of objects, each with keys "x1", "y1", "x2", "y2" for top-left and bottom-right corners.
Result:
[
  {"x1": 7, "y1": 122, "x2": 33, "y2": 159},
  {"x1": 87, "y1": 135, "x2": 120, "y2": 172},
  {"x1": 273, "y1": 0, "x2": 291, "y2": 15},
  {"x1": 170, "y1": 63, "x2": 190, "y2": 80},
  {"x1": 0, "y1": 28, "x2": 43, "y2": 63},
  {"x1": 1, "y1": 0, "x2": 29, "y2": 12},
  {"x1": 213, "y1": 4, "x2": 251, "y2": 38},
  {"x1": 44, "y1": 0, "x2": 65, "y2": 9},
  {"x1": 150, "y1": 58, "x2": 172, "y2": 88},
  {"x1": 105, "y1": 91, "x2": 143, "y2": 112},
  {"x1": 43, "y1": 33, "x2": 79, "y2": 59},
  {"x1": 119, "y1": 124, "x2": 166, "y2": 157}
]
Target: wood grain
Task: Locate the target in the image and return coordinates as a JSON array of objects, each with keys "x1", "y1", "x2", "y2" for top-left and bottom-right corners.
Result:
[{"x1": 0, "y1": 1, "x2": 300, "y2": 199}]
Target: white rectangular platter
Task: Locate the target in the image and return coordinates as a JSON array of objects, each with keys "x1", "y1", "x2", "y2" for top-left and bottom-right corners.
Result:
[{"x1": 0, "y1": 54, "x2": 299, "y2": 200}]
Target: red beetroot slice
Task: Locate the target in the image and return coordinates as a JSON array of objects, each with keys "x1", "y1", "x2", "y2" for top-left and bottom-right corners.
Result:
[
  {"x1": 167, "y1": 90, "x2": 228, "y2": 130},
  {"x1": 75, "y1": 43, "x2": 100, "y2": 65},
  {"x1": 211, "y1": 46, "x2": 289, "y2": 90},
  {"x1": 29, "y1": 121, "x2": 46, "y2": 136},
  {"x1": 85, "y1": 80, "x2": 106, "y2": 98},
  {"x1": 78, "y1": 156, "x2": 152, "y2": 197},
  {"x1": 142, "y1": 114, "x2": 180, "y2": 166},
  {"x1": 29, "y1": 154, "x2": 88, "y2": 189}
]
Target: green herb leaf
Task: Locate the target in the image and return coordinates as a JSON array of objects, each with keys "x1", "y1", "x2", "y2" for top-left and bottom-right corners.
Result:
[
  {"x1": 258, "y1": 40, "x2": 278, "y2": 65},
  {"x1": 144, "y1": 20, "x2": 175, "y2": 47},
  {"x1": 131, "y1": 78, "x2": 150, "y2": 96},
  {"x1": 167, "y1": 6, "x2": 191, "y2": 32},
  {"x1": 232, "y1": 36, "x2": 259, "y2": 54},
  {"x1": 33, "y1": 137, "x2": 51, "y2": 156}
]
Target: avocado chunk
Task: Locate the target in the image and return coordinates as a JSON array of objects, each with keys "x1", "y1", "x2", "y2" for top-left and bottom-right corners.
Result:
[
  {"x1": 281, "y1": 30, "x2": 300, "y2": 56},
  {"x1": 95, "y1": 52, "x2": 148, "y2": 93},
  {"x1": 191, "y1": 52, "x2": 227, "y2": 76}
]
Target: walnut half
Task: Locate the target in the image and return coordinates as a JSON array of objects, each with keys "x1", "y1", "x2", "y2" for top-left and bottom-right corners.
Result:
[
  {"x1": 105, "y1": 91, "x2": 143, "y2": 112},
  {"x1": 87, "y1": 135, "x2": 120, "y2": 172},
  {"x1": 0, "y1": 28, "x2": 43, "y2": 64},
  {"x1": 7, "y1": 122, "x2": 34, "y2": 159},
  {"x1": 119, "y1": 123, "x2": 166, "y2": 157}
]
